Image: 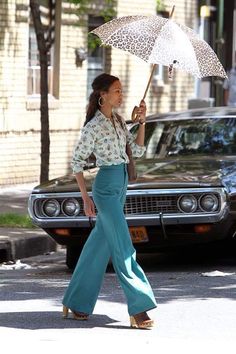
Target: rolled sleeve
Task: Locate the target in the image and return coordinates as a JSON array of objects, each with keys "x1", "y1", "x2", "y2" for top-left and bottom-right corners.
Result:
[
  {"x1": 71, "y1": 126, "x2": 95, "y2": 174},
  {"x1": 126, "y1": 130, "x2": 146, "y2": 158}
]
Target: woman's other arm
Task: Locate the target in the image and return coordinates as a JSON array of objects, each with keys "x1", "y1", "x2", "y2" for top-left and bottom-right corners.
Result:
[{"x1": 75, "y1": 172, "x2": 96, "y2": 217}]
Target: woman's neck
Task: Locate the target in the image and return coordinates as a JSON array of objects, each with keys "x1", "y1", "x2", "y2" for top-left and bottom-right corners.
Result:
[{"x1": 99, "y1": 105, "x2": 113, "y2": 120}]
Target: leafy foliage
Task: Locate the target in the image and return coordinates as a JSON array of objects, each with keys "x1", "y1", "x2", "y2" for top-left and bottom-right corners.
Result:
[
  {"x1": 88, "y1": 33, "x2": 101, "y2": 51},
  {"x1": 69, "y1": 0, "x2": 117, "y2": 51},
  {"x1": 156, "y1": 0, "x2": 166, "y2": 12},
  {"x1": 100, "y1": 0, "x2": 116, "y2": 22},
  {"x1": 69, "y1": 0, "x2": 116, "y2": 23}
]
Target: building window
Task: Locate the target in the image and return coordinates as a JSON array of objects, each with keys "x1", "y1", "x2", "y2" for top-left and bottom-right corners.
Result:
[
  {"x1": 154, "y1": 64, "x2": 164, "y2": 82},
  {"x1": 152, "y1": 64, "x2": 164, "y2": 88},
  {"x1": 87, "y1": 16, "x2": 105, "y2": 98},
  {"x1": 27, "y1": 1, "x2": 61, "y2": 110},
  {"x1": 28, "y1": 25, "x2": 54, "y2": 96}
]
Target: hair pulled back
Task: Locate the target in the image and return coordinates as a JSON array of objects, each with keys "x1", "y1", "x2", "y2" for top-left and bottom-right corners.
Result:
[{"x1": 84, "y1": 73, "x2": 119, "y2": 126}]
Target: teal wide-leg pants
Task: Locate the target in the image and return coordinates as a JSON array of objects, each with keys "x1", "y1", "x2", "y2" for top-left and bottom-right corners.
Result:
[{"x1": 62, "y1": 164, "x2": 157, "y2": 316}]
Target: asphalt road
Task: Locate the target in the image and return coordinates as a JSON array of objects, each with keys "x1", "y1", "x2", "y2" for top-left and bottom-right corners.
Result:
[{"x1": 0, "y1": 247, "x2": 235, "y2": 354}]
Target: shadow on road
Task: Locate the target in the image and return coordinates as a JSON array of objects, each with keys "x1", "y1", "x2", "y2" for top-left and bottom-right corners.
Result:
[
  {"x1": 0, "y1": 241, "x2": 235, "y2": 331},
  {"x1": 0, "y1": 311, "x2": 128, "y2": 330},
  {"x1": 135, "y1": 241, "x2": 236, "y2": 272}
]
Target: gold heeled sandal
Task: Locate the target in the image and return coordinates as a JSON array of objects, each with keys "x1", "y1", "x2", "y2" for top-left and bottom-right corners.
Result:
[
  {"x1": 130, "y1": 316, "x2": 154, "y2": 329},
  {"x1": 63, "y1": 305, "x2": 89, "y2": 321}
]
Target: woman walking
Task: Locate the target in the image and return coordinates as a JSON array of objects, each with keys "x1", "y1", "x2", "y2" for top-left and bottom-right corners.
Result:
[{"x1": 62, "y1": 73, "x2": 157, "y2": 328}]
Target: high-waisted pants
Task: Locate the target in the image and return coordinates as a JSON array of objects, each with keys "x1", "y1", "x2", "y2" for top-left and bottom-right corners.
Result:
[{"x1": 62, "y1": 164, "x2": 157, "y2": 316}]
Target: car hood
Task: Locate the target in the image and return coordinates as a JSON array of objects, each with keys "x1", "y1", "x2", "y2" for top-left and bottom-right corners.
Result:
[{"x1": 32, "y1": 157, "x2": 236, "y2": 193}]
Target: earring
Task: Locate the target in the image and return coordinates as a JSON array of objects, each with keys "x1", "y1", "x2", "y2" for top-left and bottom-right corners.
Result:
[{"x1": 98, "y1": 96, "x2": 105, "y2": 107}]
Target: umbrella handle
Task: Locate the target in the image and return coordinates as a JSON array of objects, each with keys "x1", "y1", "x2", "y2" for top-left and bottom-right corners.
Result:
[{"x1": 131, "y1": 64, "x2": 157, "y2": 122}]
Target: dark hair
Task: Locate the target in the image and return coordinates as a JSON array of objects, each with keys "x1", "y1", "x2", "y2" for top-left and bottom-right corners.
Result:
[{"x1": 84, "y1": 73, "x2": 119, "y2": 125}]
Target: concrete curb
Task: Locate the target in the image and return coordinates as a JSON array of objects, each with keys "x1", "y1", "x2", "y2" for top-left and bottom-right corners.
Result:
[
  {"x1": 0, "y1": 183, "x2": 59, "y2": 263},
  {"x1": 0, "y1": 227, "x2": 57, "y2": 263}
]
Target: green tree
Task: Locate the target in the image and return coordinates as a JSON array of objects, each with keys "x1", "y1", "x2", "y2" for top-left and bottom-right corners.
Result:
[
  {"x1": 30, "y1": 0, "x2": 56, "y2": 183},
  {"x1": 30, "y1": 0, "x2": 116, "y2": 183}
]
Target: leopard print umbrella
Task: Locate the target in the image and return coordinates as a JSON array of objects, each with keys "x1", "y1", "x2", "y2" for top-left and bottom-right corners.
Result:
[{"x1": 91, "y1": 15, "x2": 227, "y2": 79}]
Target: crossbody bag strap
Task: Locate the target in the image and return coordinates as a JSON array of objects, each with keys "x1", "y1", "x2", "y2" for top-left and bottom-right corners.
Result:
[
  {"x1": 114, "y1": 113, "x2": 137, "y2": 182},
  {"x1": 115, "y1": 112, "x2": 126, "y2": 134}
]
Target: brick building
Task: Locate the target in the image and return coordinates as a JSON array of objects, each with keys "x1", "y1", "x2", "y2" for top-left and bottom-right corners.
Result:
[{"x1": 0, "y1": 0, "x2": 198, "y2": 186}]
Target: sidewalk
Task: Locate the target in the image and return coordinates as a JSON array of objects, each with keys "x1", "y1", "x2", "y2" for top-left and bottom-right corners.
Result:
[
  {"x1": 0, "y1": 183, "x2": 36, "y2": 215},
  {"x1": 0, "y1": 183, "x2": 57, "y2": 263}
]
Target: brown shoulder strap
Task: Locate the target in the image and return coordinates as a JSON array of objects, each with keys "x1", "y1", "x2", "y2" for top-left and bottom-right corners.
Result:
[{"x1": 115, "y1": 112, "x2": 125, "y2": 131}]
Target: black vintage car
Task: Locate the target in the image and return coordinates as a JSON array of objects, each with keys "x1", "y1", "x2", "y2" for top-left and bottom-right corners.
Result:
[{"x1": 28, "y1": 107, "x2": 236, "y2": 268}]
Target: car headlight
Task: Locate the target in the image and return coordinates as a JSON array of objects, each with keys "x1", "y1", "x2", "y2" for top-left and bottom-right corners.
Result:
[
  {"x1": 199, "y1": 194, "x2": 219, "y2": 212},
  {"x1": 62, "y1": 198, "x2": 80, "y2": 216},
  {"x1": 178, "y1": 195, "x2": 197, "y2": 213},
  {"x1": 42, "y1": 199, "x2": 60, "y2": 217}
]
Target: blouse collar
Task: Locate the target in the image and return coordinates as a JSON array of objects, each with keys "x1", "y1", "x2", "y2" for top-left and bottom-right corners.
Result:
[{"x1": 95, "y1": 109, "x2": 117, "y2": 124}]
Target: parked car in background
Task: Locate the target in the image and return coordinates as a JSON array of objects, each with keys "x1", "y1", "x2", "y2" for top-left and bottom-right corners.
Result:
[{"x1": 28, "y1": 107, "x2": 236, "y2": 268}]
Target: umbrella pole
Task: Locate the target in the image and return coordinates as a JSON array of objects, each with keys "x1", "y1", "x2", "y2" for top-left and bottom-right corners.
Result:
[
  {"x1": 142, "y1": 5, "x2": 175, "y2": 100},
  {"x1": 142, "y1": 5, "x2": 175, "y2": 101},
  {"x1": 142, "y1": 64, "x2": 157, "y2": 100},
  {"x1": 131, "y1": 64, "x2": 157, "y2": 121},
  {"x1": 141, "y1": 5, "x2": 175, "y2": 99}
]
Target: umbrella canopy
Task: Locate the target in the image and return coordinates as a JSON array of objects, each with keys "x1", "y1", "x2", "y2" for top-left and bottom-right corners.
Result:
[{"x1": 91, "y1": 15, "x2": 227, "y2": 79}]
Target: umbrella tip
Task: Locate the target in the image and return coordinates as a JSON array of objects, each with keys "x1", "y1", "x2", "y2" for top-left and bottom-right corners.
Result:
[{"x1": 169, "y1": 5, "x2": 175, "y2": 18}]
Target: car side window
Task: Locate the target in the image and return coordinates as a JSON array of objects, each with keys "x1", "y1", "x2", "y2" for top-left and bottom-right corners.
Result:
[
  {"x1": 145, "y1": 123, "x2": 165, "y2": 158},
  {"x1": 130, "y1": 122, "x2": 165, "y2": 158},
  {"x1": 130, "y1": 118, "x2": 236, "y2": 158}
]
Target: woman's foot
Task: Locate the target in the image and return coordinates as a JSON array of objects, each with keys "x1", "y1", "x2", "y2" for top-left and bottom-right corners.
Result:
[
  {"x1": 73, "y1": 311, "x2": 89, "y2": 320},
  {"x1": 130, "y1": 311, "x2": 154, "y2": 329},
  {"x1": 63, "y1": 305, "x2": 89, "y2": 321}
]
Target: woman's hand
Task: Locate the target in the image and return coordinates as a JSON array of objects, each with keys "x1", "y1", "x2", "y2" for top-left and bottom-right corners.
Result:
[
  {"x1": 83, "y1": 194, "x2": 96, "y2": 217},
  {"x1": 132, "y1": 99, "x2": 147, "y2": 123}
]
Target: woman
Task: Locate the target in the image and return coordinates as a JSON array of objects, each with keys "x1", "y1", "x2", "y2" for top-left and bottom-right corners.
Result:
[{"x1": 62, "y1": 73, "x2": 157, "y2": 329}]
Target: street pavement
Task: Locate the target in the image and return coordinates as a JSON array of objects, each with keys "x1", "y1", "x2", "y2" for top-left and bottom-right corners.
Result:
[
  {"x1": 0, "y1": 250, "x2": 235, "y2": 354},
  {"x1": 1, "y1": 185, "x2": 235, "y2": 353},
  {"x1": 0, "y1": 183, "x2": 57, "y2": 263}
]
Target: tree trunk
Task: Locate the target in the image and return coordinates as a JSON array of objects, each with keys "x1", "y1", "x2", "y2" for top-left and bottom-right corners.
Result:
[
  {"x1": 30, "y1": 0, "x2": 50, "y2": 183},
  {"x1": 39, "y1": 51, "x2": 50, "y2": 183}
]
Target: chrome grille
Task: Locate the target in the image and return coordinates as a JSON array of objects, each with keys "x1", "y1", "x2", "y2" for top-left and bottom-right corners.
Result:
[
  {"x1": 33, "y1": 190, "x2": 222, "y2": 219},
  {"x1": 124, "y1": 195, "x2": 178, "y2": 215}
]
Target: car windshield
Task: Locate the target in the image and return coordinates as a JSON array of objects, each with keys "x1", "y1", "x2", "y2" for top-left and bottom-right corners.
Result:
[{"x1": 130, "y1": 117, "x2": 236, "y2": 158}]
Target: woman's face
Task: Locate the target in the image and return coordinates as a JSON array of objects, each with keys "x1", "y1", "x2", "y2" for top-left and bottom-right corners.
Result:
[{"x1": 102, "y1": 80, "x2": 123, "y2": 108}]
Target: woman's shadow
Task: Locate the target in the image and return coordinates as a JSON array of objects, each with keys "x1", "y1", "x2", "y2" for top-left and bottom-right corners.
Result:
[{"x1": 0, "y1": 311, "x2": 131, "y2": 330}]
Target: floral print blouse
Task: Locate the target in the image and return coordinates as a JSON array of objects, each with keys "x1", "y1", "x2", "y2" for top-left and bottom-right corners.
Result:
[{"x1": 72, "y1": 110, "x2": 146, "y2": 174}]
